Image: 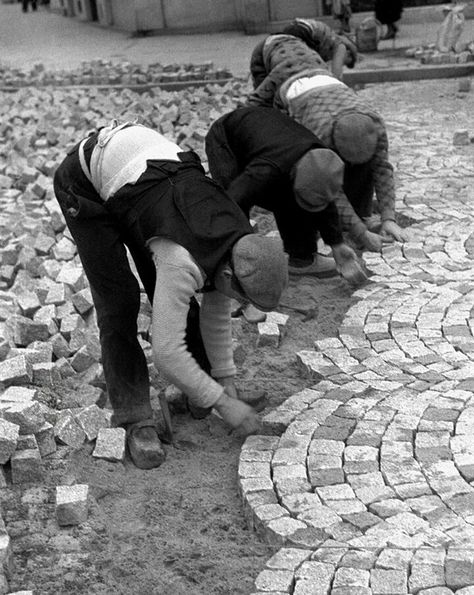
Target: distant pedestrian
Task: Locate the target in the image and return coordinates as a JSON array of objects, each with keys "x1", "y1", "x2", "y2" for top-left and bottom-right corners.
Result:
[
  {"x1": 22, "y1": 0, "x2": 38, "y2": 12},
  {"x1": 375, "y1": 0, "x2": 403, "y2": 40},
  {"x1": 327, "y1": 0, "x2": 352, "y2": 33}
]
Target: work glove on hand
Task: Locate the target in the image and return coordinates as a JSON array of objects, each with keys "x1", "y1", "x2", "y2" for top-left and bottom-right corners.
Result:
[
  {"x1": 381, "y1": 220, "x2": 408, "y2": 242},
  {"x1": 332, "y1": 243, "x2": 369, "y2": 286}
]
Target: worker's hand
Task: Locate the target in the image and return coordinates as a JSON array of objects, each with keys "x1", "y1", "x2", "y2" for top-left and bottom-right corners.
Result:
[
  {"x1": 217, "y1": 376, "x2": 238, "y2": 400},
  {"x1": 362, "y1": 230, "x2": 393, "y2": 253},
  {"x1": 332, "y1": 243, "x2": 369, "y2": 286},
  {"x1": 380, "y1": 220, "x2": 408, "y2": 242},
  {"x1": 218, "y1": 377, "x2": 267, "y2": 411},
  {"x1": 214, "y1": 392, "x2": 261, "y2": 436}
]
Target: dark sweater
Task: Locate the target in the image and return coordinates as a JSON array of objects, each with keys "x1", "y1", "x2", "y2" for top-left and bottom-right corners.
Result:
[
  {"x1": 205, "y1": 106, "x2": 343, "y2": 246},
  {"x1": 54, "y1": 136, "x2": 252, "y2": 281}
]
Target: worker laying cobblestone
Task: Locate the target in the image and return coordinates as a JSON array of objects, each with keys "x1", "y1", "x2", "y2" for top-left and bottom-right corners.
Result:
[
  {"x1": 247, "y1": 31, "x2": 408, "y2": 253},
  {"x1": 0, "y1": 7, "x2": 474, "y2": 590},
  {"x1": 53, "y1": 120, "x2": 288, "y2": 468}
]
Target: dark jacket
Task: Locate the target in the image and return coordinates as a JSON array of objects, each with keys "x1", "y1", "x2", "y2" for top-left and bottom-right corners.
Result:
[
  {"x1": 205, "y1": 106, "x2": 343, "y2": 246},
  {"x1": 54, "y1": 136, "x2": 252, "y2": 281}
]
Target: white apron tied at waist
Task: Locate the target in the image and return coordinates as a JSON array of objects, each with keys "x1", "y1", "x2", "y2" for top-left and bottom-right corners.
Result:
[
  {"x1": 78, "y1": 120, "x2": 183, "y2": 201},
  {"x1": 285, "y1": 74, "x2": 346, "y2": 101}
]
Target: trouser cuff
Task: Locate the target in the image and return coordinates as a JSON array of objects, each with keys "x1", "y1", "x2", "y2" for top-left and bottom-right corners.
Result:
[{"x1": 111, "y1": 404, "x2": 154, "y2": 427}]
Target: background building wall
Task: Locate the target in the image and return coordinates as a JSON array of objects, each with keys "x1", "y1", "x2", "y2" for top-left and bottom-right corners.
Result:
[
  {"x1": 161, "y1": 0, "x2": 239, "y2": 31},
  {"x1": 48, "y1": 0, "x2": 474, "y2": 34}
]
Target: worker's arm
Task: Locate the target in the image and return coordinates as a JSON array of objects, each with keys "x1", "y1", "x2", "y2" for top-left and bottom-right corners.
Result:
[
  {"x1": 205, "y1": 119, "x2": 240, "y2": 189},
  {"x1": 150, "y1": 239, "x2": 227, "y2": 409},
  {"x1": 371, "y1": 119, "x2": 408, "y2": 241},
  {"x1": 330, "y1": 43, "x2": 347, "y2": 80},
  {"x1": 226, "y1": 159, "x2": 281, "y2": 215}
]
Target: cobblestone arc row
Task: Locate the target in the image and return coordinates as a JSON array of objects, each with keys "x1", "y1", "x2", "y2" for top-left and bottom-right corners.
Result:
[{"x1": 241, "y1": 111, "x2": 474, "y2": 594}]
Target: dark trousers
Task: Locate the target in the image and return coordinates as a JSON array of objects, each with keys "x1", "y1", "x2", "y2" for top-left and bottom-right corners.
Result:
[
  {"x1": 256, "y1": 185, "x2": 343, "y2": 264},
  {"x1": 55, "y1": 194, "x2": 210, "y2": 427},
  {"x1": 375, "y1": 0, "x2": 403, "y2": 25},
  {"x1": 22, "y1": 0, "x2": 37, "y2": 11},
  {"x1": 343, "y1": 161, "x2": 375, "y2": 219}
]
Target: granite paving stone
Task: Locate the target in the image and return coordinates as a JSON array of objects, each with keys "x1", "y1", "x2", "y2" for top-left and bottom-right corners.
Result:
[{"x1": 246, "y1": 80, "x2": 474, "y2": 590}]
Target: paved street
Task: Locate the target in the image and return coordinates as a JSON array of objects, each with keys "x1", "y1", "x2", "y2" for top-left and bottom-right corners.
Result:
[
  {"x1": 1, "y1": 3, "x2": 474, "y2": 594},
  {"x1": 243, "y1": 83, "x2": 474, "y2": 593},
  {"x1": 1, "y1": 3, "x2": 474, "y2": 76}
]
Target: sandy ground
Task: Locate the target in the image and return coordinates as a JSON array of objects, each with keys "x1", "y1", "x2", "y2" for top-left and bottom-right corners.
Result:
[
  {"x1": 5, "y1": 217, "x2": 358, "y2": 594},
  {"x1": 66, "y1": 271, "x2": 356, "y2": 595}
]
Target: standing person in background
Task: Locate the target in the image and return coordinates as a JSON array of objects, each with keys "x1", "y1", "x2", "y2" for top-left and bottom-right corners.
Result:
[
  {"x1": 375, "y1": 0, "x2": 404, "y2": 40},
  {"x1": 22, "y1": 0, "x2": 37, "y2": 12},
  {"x1": 327, "y1": 0, "x2": 352, "y2": 33}
]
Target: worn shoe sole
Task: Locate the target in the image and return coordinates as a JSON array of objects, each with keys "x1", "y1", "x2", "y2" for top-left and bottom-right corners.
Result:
[
  {"x1": 126, "y1": 421, "x2": 166, "y2": 469},
  {"x1": 185, "y1": 396, "x2": 213, "y2": 420},
  {"x1": 289, "y1": 254, "x2": 338, "y2": 278}
]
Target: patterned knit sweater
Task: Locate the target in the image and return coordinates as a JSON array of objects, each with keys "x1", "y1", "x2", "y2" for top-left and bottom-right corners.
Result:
[{"x1": 247, "y1": 39, "x2": 396, "y2": 235}]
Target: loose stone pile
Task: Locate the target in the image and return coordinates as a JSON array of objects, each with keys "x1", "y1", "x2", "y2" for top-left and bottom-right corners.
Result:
[
  {"x1": 243, "y1": 89, "x2": 474, "y2": 593},
  {"x1": 406, "y1": 42, "x2": 474, "y2": 65},
  {"x1": 0, "y1": 74, "x2": 254, "y2": 593},
  {"x1": 0, "y1": 60, "x2": 233, "y2": 89}
]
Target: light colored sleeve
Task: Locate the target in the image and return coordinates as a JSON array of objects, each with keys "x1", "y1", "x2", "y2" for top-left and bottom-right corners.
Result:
[
  {"x1": 150, "y1": 240, "x2": 225, "y2": 409},
  {"x1": 200, "y1": 289, "x2": 237, "y2": 379}
]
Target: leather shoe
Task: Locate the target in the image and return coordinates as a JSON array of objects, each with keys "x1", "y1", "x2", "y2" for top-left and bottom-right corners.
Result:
[
  {"x1": 126, "y1": 420, "x2": 166, "y2": 469},
  {"x1": 288, "y1": 254, "x2": 338, "y2": 278},
  {"x1": 185, "y1": 396, "x2": 213, "y2": 420},
  {"x1": 242, "y1": 303, "x2": 267, "y2": 323}
]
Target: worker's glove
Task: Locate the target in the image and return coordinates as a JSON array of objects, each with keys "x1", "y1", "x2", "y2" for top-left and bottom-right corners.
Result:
[
  {"x1": 332, "y1": 243, "x2": 369, "y2": 287},
  {"x1": 380, "y1": 220, "x2": 408, "y2": 242}
]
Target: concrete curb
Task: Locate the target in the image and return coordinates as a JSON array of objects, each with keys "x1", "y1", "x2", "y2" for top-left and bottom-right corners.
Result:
[
  {"x1": 0, "y1": 78, "x2": 234, "y2": 94},
  {"x1": 1, "y1": 62, "x2": 473, "y2": 95},
  {"x1": 344, "y1": 62, "x2": 474, "y2": 85}
]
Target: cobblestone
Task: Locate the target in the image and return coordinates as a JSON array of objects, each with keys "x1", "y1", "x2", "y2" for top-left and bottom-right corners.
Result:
[{"x1": 248, "y1": 78, "x2": 474, "y2": 593}]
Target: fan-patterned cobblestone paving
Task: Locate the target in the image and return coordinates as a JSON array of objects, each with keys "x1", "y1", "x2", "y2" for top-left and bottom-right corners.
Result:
[{"x1": 243, "y1": 83, "x2": 474, "y2": 595}]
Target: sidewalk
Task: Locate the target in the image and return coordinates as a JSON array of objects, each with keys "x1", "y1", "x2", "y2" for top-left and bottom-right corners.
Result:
[{"x1": 1, "y1": 3, "x2": 474, "y2": 77}]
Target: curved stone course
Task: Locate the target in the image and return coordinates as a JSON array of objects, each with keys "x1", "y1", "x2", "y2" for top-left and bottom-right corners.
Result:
[{"x1": 243, "y1": 97, "x2": 474, "y2": 593}]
